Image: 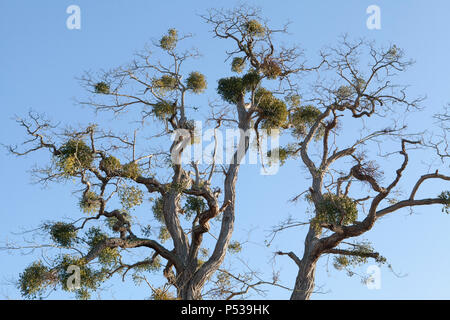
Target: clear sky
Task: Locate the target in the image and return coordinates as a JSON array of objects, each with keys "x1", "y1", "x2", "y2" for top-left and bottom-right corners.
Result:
[{"x1": 1, "y1": 0, "x2": 449, "y2": 299}]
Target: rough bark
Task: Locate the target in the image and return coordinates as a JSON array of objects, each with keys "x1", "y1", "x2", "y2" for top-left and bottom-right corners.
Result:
[
  {"x1": 291, "y1": 257, "x2": 318, "y2": 300},
  {"x1": 290, "y1": 226, "x2": 321, "y2": 300}
]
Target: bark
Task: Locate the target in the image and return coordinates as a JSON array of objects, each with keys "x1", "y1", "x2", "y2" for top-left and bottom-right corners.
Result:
[
  {"x1": 290, "y1": 227, "x2": 320, "y2": 300},
  {"x1": 290, "y1": 257, "x2": 318, "y2": 300},
  {"x1": 177, "y1": 266, "x2": 203, "y2": 300},
  {"x1": 179, "y1": 285, "x2": 201, "y2": 300}
]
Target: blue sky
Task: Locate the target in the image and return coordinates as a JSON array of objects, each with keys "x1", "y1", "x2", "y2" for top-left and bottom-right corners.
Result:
[{"x1": 1, "y1": 0, "x2": 449, "y2": 299}]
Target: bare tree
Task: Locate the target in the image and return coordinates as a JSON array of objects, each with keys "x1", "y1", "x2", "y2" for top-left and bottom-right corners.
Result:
[{"x1": 271, "y1": 37, "x2": 450, "y2": 299}]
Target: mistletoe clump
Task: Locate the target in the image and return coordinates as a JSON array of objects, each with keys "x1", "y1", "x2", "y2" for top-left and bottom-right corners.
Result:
[
  {"x1": 85, "y1": 227, "x2": 120, "y2": 267},
  {"x1": 170, "y1": 177, "x2": 192, "y2": 194},
  {"x1": 333, "y1": 255, "x2": 350, "y2": 270},
  {"x1": 289, "y1": 105, "x2": 323, "y2": 137},
  {"x1": 255, "y1": 88, "x2": 288, "y2": 130},
  {"x1": 152, "y1": 75, "x2": 178, "y2": 92},
  {"x1": 79, "y1": 191, "x2": 101, "y2": 214},
  {"x1": 313, "y1": 193, "x2": 358, "y2": 227},
  {"x1": 227, "y1": 241, "x2": 242, "y2": 254},
  {"x1": 334, "y1": 85, "x2": 355, "y2": 110},
  {"x1": 45, "y1": 222, "x2": 78, "y2": 248},
  {"x1": 153, "y1": 101, "x2": 176, "y2": 120},
  {"x1": 98, "y1": 247, "x2": 120, "y2": 267},
  {"x1": 267, "y1": 147, "x2": 288, "y2": 166},
  {"x1": 122, "y1": 162, "x2": 141, "y2": 179},
  {"x1": 151, "y1": 287, "x2": 176, "y2": 300},
  {"x1": 158, "y1": 226, "x2": 171, "y2": 243},
  {"x1": 106, "y1": 216, "x2": 120, "y2": 231},
  {"x1": 55, "y1": 139, "x2": 93, "y2": 176},
  {"x1": 183, "y1": 196, "x2": 206, "y2": 219},
  {"x1": 217, "y1": 77, "x2": 245, "y2": 104},
  {"x1": 152, "y1": 197, "x2": 165, "y2": 223},
  {"x1": 186, "y1": 71, "x2": 207, "y2": 93},
  {"x1": 231, "y1": 57, "x2": 246, "y2": 73},
  {"x1": 118, "y1": 185, "x2": 144, "y2": 211},
  {"x1": 217, "y1": 71, "x2": 261, "y2": 105},
  {"x1": 160, "y1": 28, "x2": 178, "y2": 51},
  {"x1": 267, "y1": 145, "x2": 298, "y2": 166},
  {"x1": 336, "y1": 85, "x2": 353, "y2": 100},
  {"x1": 18, "y1": 261, "x2": 56, "y2": 299},
  {"x1": 261, "y1": 58, "x2": 282, "y2": 79},
  {"x1": 94, "y1": 82, "x2": 110, "y2": 94},
  {"x1": 215, "y1": 271, "x2": 232, "y2": 294},
  {"x1": 56, "y1": 254, "x2": 106, "y2": 299},
  {"x1": 285, "y1": 94, "x2": 301, "y2": 107},
  {"x1": 242, "y1": 70, "x2": 261, "y2": 90},
  {"x1": 99, "y1": 156, "x2": 121, "y2": 175},
  {"x1": 354, "y1": 77, "x2": 367, "y2": 92},
  {"x1": 243, "y1": 19, "x2": 266, "y2": 37},
  {"x1": 386, "y1": 45, "x2": 400, "y2": 61}
]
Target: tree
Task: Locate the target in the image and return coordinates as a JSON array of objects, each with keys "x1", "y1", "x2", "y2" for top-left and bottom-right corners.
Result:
[
  {"x1": 6, "y1": 5, "x2": 448, "y2": 301},
  {"x1": 6, "y1": 6, "x2": 314, "y2": 300},
  {"x1": 270, "y1": 37, "x2": 450, "y2": 300}
]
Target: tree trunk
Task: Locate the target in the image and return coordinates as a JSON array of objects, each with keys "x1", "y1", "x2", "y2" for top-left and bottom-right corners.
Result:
[
  {"x1": 290, "y1": 226, "x2": 321, "y2": 300},
  {"x1": 183, "y1": 98, "x2": 251, "y2": 299},
  {"x1": 176, "y1": 265, "x2": 203, "y2": 300},
  {"x1": 290, "y1": 257, "x2": 318, "y2": 300},
  {"x1": 178, "y1": 282, "x2": 202, "y2": 300}
]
